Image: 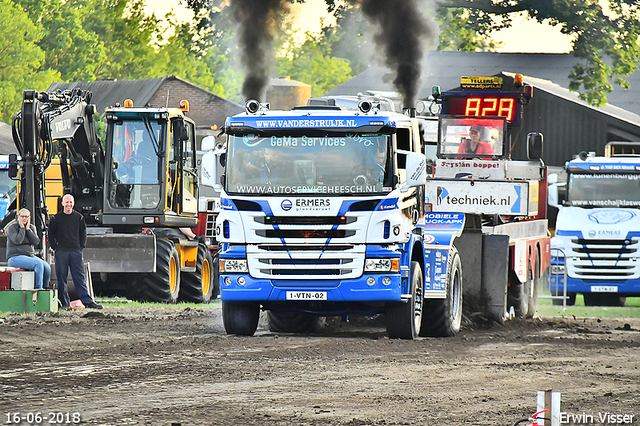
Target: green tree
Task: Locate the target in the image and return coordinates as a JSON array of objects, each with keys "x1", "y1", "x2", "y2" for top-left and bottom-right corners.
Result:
[
  {"x1": 0, "y1": 0, "x2": 58, "y2": 123},
  {"x1": 278, "y1": 31, "x2": 352, "y2": 97},
  {"x1": 435, "y1": 0, "x2": 640, "y2": 107},
  {"x1": 13, "y1": 0, "x2": 106, "y2": 81},
  {"x1": 13, "y1": 0, "x2": 166, "y2": 82},
  {"x1": 154, "y1": 19, "x2": 225, "y2": 95},
  {"x1": 436, "y1": 6, "x2": 505, "y2": 52}
]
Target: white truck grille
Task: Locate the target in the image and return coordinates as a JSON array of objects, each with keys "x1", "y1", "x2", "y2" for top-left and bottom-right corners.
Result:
[
  {"x1": 247, "y1": 244, "x2": 365, "y2": 280},
  {"x1": 566, "y1": 237, "x2": 640, "y2": 279}
]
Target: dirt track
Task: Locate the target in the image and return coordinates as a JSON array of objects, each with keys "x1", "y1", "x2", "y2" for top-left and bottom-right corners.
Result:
[{"x1": 1, "y1": 303, "x2": 639, "y2": 426}]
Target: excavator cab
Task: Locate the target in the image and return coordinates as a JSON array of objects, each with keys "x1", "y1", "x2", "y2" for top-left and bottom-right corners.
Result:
[{"x1": 102, "y1": 103, "x2": 198, "y2": 231}]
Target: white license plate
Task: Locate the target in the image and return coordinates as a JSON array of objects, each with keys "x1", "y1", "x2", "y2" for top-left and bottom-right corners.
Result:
[
  {"x1": 590, "y1": 286, "x2": 618, "y2": 293},
  {"x1": 286, "y1": 291, "x2": 327, "y2": 300}
]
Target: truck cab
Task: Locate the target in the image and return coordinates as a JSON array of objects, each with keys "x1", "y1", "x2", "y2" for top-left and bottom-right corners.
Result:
[{"x1": 548, "y1": 142, "x2": 640, "y2": 306}]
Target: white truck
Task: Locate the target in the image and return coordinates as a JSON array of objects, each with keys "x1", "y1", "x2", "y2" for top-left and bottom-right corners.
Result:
[
  {"x1": 201, "y1": 74, "x2": 551, "y2": 338},
  {"x1": 548, "y1": 142, "x2": 640, "y2": 306}
]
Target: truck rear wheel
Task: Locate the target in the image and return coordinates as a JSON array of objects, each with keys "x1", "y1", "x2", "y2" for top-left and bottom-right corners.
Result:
[
  {"x1": 129, "y1": 239, "x2": 181, "y2": 303},
  {"x1": 420, "y1": 246, "x2": 462, "y2": 337},
  {"x1": 222, "y1": 301, "x2": 260, "y2": 336},
  {"x1": 179, "y1": 244, "x2": 214, "y2": 303},
  {"x1": 386, "y1": 261, "x2": 423, "y2": 339},
  {"x1": 268, "y1": 311, "x2": 324, "y2": 333}
]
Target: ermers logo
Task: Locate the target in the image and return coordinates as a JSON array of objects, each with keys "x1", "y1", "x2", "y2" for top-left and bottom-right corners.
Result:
[
  {"x1": 281, "y1": 199, "x2": 292, "y2": 211},
  {"x1": 296, "y1": 199, "x2": 330, "y2": 207},
  {"x1": 291, "y1": 198, "x2": 331, "y2": 211}
]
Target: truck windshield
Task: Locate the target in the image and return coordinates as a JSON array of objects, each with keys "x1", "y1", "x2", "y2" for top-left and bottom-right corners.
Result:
[
  {"x1": 438, "y1": 116, "x2": 505, "y2": 158},
  {"x1": 106, "y1": 118, "x2": 163, "y2": 209},
  {"x1": 226, "y1": 133, "x2": 392, "y2": 195},
  {"x1": 568, "y1": 172, "x2": 640, "y2": 207}
]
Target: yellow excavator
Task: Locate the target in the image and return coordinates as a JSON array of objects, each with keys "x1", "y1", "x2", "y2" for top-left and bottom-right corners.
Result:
[{"x1": 2, "y1": 89, "x2": 215, "y2": 303}]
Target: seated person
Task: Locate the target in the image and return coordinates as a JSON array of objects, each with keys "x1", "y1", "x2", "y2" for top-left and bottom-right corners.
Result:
[
  {"x1": 354, "y1": 145, "x2": 386, "y2": 186},
  {"x1": 457, "y1": 124, "x2": 496, "y2": 155},
  {"x1": 6, "y1": 208, "x2": 51, "y2": 302},
  {"x1": 120, "y1": 140, "x2": 159, "y2": 184}
]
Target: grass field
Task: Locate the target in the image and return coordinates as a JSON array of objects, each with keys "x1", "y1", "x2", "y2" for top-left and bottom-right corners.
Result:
[
  {"x1": 3, "y1": 293, "x2": 639, "y2": 320},
  {"x1": 536, "y1": 293, "x2": 640, "y2": 318}
]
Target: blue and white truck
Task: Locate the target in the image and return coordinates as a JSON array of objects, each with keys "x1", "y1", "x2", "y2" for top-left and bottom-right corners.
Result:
[
  {"x1": 202, "y1": 75, "x2": 550, "y2": 338},
  {"x1": 202, "y1": 99, "x2": 465, "y2": 338},
  {"x1": 548, "y1": 142, "x2": 640, "y2": 306}
]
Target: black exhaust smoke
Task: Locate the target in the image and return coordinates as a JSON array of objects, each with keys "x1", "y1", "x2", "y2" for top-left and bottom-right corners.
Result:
[
  {"x1": 230, "y1": 0, "x2": 287, "y2": 102},
  {"x1": 358, "y1": 0, "x2": 437, "y2": 109}
]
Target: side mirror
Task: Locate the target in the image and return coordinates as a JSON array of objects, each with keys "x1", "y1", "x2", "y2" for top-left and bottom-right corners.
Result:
[
  {"x1": 200, "y1": 150, "x2": 223, "y2": 191},
  {"x1": 400, "y1": 152, "x2": 427, "y2": 192},
  {"x1": 527, "y1": 132, "x2": 543, "y2": 160},
  {"x1": 548, "y1": 173, "x2": 559, "y2": 208},
  {"x1": 180, "y1": 125, "x2": 189, "y2": 141},
  {"x1": 8, "y1": 154, "x2": 18, "y2": 179},
  {"x1": 201, "y1": 136, "x2": 217, "y2": 152}
]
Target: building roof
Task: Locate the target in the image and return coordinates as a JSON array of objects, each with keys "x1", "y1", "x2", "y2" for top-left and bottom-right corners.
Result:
[
  {"x1": 48, "y1": 75, "x2": 243, "y2": 119},
  {"x1": 518, "y1": 73, "x2": 640, "y2": 128},
  {"x1": 48, "y1": 77, "x2": 167, "y2": 113},
  {"x1": 325, "y1": 51, "x2": 640, "y2": 115}
]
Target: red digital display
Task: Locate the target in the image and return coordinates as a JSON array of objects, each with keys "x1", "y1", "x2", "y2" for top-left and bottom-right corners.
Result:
[{"x1": 445, "y1": 95, "x2": 520, "y2": 124}]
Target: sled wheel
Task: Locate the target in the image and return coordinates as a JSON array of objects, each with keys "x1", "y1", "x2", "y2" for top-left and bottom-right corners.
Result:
[
  {"x1": 525, "y1": 250, "x2": 541, "y2": 319},
  {"x1": 508, "y1": 259, "x2": 532, "y2": 318}
]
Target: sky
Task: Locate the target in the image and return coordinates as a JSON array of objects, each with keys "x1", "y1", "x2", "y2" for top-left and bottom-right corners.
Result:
[{"x1": 143, "y1": 0, "x2": 573, "y2": 53}]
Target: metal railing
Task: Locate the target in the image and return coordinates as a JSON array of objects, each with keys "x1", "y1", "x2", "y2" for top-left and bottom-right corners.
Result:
[{"x1": 540, "y1": 248, "x2": 568, "y2": 310}]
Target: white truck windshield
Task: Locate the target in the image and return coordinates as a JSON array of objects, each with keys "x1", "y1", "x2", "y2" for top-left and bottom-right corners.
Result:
[
  {"x1": 568, "y1": 172, "x2": 640, "y2": 207},
  {"x1": 226, "y1": 133, "x2": 391, "y2": 195}
]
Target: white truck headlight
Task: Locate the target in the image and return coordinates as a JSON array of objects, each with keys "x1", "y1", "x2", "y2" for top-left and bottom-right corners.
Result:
[
  {"x1": 365, "y1": 258, "x2": 399, "y2": 272},
  {"x1": 221, "y1": 259, "x2": 248, "y2": 273}
]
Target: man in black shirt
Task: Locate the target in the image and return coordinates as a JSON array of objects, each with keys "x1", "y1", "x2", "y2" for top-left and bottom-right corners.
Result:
[{"x1": 49, "y1": 194, "x2": 103, "y2": 310}]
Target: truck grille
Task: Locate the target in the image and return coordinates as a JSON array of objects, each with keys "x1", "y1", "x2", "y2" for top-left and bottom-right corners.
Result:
[
  {"x1": 566, "y1": 238, "x2": 640, "y2": 279},
  {"x1": 247, "y1": 244, "x2": 364, "y2": 280},
  {"x1": 241, "y1": 212, "x2": 373, "y2": 280}
]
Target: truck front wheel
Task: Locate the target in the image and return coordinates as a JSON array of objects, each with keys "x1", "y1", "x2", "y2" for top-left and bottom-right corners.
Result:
[
  {"x1": 222, "y1": 301, "x2": 260, "y2": 336},
  {"x1": 420, "y1": 246, "x2": 462, "y2": 337},
  {"x1": 386, "y1": 261, "x2": 423, "y2": 339}
]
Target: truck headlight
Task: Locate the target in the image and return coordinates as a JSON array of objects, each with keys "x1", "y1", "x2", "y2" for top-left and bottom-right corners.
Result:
[
  {"x1": 550, "y1": 264, "x2": 565, "y2": 275},
  {"x1": 221, "y1": 259, "x2": 248, "y2": 273},
  {"x1": 365, "y1": 258, "x2": 399, "y2": 272}
]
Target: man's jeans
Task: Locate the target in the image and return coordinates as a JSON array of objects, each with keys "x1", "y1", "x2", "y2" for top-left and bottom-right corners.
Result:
[{"x1": 55, "y1": 249, "x2": 92, "y2": 307}]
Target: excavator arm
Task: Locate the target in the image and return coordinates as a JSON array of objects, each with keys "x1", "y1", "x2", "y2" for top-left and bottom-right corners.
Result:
[{"x1": 10, "y1": 89, "x2": 104, "y2": 240}]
